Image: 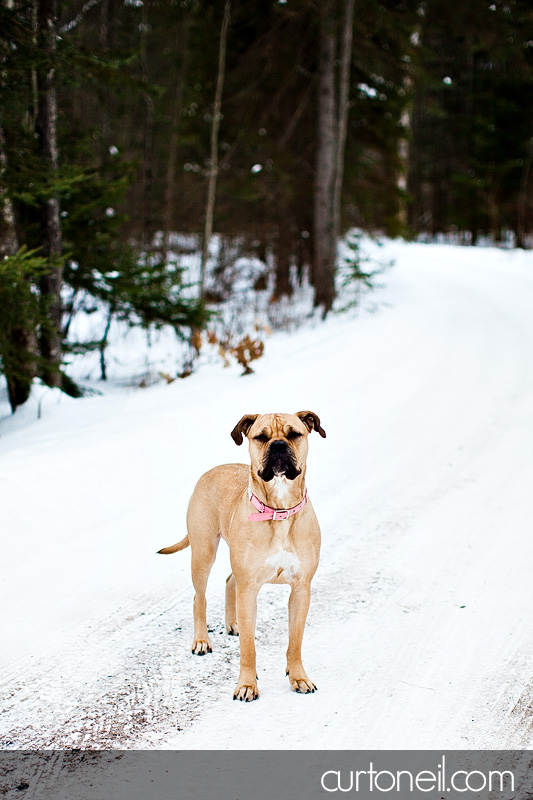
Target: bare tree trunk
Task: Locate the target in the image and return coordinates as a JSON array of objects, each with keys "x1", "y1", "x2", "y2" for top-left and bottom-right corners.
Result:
[
  {"x1": 398, "y1": 20, "x2": 421, "y2": 232},
  {"x1": 397, "y1": 71, "x2": 414, "y2": 231},
  {"x1": 273, "y1": 223, "x2": 293, "y2": 299},
  {"x1": 313, "y1": 0, "x2": 337, "y2": 314},
  {"x1": 396, "y1": 107, "x2": 411, "y2": 230},
  {"x1": 30, "y1": 0, "x2": 39, "y2": 129},
  {"x1": 487, "y1": 185, "x2": 501, "y2": 243},
  {"x1": 199, "y1": 0, "x2": 231, "y2": 297},
  {"x1": 0, "y1": 126, "x2": 18, "y2": 258},
  {"x1": 516, "y1": 135, "x2": 533, "y2": 249},
  {"x1": 332, "y1": 0, "x2": 354, "y2": 245},
  {"x1": 99, "y1": 307, "x2": 113, "y2": 381},
  {"x1": 141, "y1": 0, "x2": 155, "y2": 250},
  {"x1": 164, "y1": 13, "x2": 190, "y2": 258},
  {"x1": 36, "y1": 0, "x2": 63, "y2": 388},
  {"x1": 98, "y1": 0, "x2": 114, "y2": 161},
  {"x1": 0, "y1": 120, "x2": 37, "y2": 410}
]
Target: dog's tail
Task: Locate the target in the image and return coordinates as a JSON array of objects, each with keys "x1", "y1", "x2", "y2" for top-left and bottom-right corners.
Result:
[{"x1": 157, "y1": 535, "x2": 190, "y2": 555}]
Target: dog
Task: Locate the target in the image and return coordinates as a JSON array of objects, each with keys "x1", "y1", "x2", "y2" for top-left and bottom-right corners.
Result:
[{"x1": 158, "y1": 411, "x2": 326, "y2": 701}]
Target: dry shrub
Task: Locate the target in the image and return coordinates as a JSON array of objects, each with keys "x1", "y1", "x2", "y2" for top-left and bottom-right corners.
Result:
[
  {"x1": 192, "y1": 320, "x2": 267, "y2": 376},
  {"x1": 190, "y1": 328, "x2": 203, "y2": 354},
  {"x1": 231, "y1": 335, "x2": 264, "y2": 375},
  {"x1": 255, "y1": 320, "x2": 271, "y2": 337}
]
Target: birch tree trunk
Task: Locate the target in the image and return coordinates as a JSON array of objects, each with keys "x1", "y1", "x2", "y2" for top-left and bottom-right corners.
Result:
[
  {"x1": 199, "y1": 0, "x2": 231, "y2": 297},
  {"x1": 313, "y1": 0, "x2": 337, "y2": 314},
  {"x1": 36, "y1": 0, "x2": 63, "y2": 388}
]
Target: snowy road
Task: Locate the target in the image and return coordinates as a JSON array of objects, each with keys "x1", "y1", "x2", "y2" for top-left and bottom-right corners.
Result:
[{"x1": 1, "y1": 240, "x2": 533, "y2": 749}]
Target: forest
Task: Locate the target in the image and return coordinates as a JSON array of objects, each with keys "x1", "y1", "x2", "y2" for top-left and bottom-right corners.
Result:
[{"x1": 1, "y1": 0, "x2": 532, "y2": 412}]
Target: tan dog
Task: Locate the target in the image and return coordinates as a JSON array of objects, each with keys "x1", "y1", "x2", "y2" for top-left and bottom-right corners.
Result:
[{"x1": 158, "y1": 411, "x2": 326, "y2": 701}]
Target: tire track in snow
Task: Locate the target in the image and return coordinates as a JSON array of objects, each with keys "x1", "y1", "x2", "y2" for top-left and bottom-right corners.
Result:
[
  {"x1": 0, "y1": 518, "x2": 399, "y2": 748},
  {"x1": 0, "y1": 587, "x2": 235, "y2": 748}
]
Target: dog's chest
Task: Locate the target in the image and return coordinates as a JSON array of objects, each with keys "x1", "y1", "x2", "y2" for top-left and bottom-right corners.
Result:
[
  {"x1": 265, "y1": 546, "x2": 300, "y2": 579},
  {"x1": 263, "y1": 523, "x2": 301, "y2": 580}
]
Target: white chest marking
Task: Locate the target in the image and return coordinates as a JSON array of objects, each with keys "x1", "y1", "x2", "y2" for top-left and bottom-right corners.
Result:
[
  {"x1": 266, "y1": 548, "x2": 300, "y2": 579},
  {"x1": 271, "y1": 475, "x2": 291, "y2": 506}
]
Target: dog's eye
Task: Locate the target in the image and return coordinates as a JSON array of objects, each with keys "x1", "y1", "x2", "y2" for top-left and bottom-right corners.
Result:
[
  {"x1": 254, "y1": 433, "x2": 269, "y2": 442},
  {"x1": 287, "y1": 430, "x2": 303, "y2": 440}
]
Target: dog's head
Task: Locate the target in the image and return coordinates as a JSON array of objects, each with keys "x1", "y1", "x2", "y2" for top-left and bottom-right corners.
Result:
[{"x1": 231, "y1": 411, "x2": 326, "y2": 482}]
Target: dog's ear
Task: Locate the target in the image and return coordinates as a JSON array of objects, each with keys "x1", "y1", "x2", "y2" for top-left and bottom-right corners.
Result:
[
  {"x1": 295, "y1": 411, "x2": 326, "y2": 438},
  {"x1": 231, "y1": 414, "x2": 260, "y2": 445}
]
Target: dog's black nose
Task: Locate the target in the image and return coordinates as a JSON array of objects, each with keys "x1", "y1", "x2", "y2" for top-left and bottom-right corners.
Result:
[{"x1": 269, "y1": 439, "x2": 288, "y2": 453}]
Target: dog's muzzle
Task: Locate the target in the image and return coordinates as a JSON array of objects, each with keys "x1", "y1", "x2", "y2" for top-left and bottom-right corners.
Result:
[{"x1": 258, "y1": 440, "x2": 301, "y2": 482}]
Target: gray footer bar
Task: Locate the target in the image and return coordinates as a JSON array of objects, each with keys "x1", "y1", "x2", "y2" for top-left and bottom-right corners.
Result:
[{"x1": 1, "y1": 751, "x2": 532, "y2": 800}]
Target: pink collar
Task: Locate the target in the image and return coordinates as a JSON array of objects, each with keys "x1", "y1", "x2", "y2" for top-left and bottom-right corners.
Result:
[{"x1": 248, "y1": 488, "x2": 308, "y2": 521}]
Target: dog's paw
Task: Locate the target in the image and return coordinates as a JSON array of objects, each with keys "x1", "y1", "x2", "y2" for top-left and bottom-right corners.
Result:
[
  {"x1": 292, "y1": 678, "x2": 317, "y2": 694},
  {"x1": 191, "y1": 638, "x2": 212, "y2": 656},
  {"x1": 286, "y1": 670, "x2": 317, "y2": 694},
  {"x1": 233, "y1": 683, "x2": 259, "y2": 702},
  {"x1": 226, "y1": 622, "x2": 239, "y2": 636}
]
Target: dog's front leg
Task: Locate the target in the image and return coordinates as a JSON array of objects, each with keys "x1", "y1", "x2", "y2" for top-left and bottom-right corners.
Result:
[
  {"x1": 233, "y1": 582, "x2": 260, "y2": 701},
  {"x1": 286, "y1": 581, "x2": 317, "y2": 694}
]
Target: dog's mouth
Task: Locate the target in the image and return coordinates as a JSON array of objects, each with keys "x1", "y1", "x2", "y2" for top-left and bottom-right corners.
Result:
[{"x1": 258, "y1": 446, "x2": 301, "y2": 482}]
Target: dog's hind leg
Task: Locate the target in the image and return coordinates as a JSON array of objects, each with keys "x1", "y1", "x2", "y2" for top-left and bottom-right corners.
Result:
[
  {"x1": 190, "y1": 535, "x2": 219, "y2": 655},
  {"x1": 225, "y1": 573, "x2": 239, "y2": 635},
  {"x1": 186, "y1": 480, "x2": 222, "y2": 656}
]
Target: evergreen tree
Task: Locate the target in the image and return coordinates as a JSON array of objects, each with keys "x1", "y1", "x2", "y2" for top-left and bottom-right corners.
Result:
[
  {"x1": 2, "y1": 0, "x2": 533, "y2": 411},
  {"x1": 408, "y1": 0, "x2": 533, "y2": 242},
  {"x1": 0, "y1": 0, "x2": 206, "y2": 407}
]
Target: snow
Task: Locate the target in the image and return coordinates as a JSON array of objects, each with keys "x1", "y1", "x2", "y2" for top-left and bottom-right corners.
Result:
[{"x1": 1, "y1": 239, "x2": 533, "y2": 749}]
